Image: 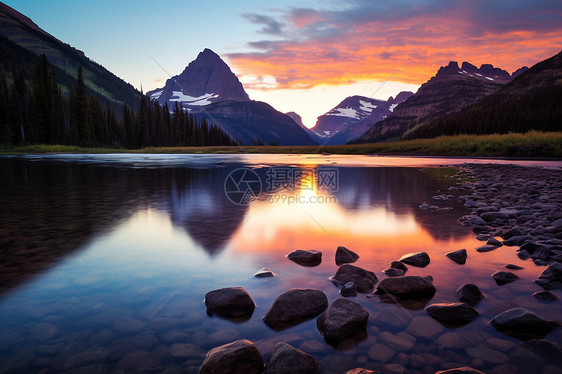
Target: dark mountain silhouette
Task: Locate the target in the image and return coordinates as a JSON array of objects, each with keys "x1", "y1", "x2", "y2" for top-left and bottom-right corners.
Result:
[
  {"x1": 406, "y1": 50, "x2": 561, "y2": 141},
  {"x1": 358, "y1": 61, "x2": 526, "y2": 143},
  {"x1": 0, "y1": 2, "x2": 140, "y2": 109}
]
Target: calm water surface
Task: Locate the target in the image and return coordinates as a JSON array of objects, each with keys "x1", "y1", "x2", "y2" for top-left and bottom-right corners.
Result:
[{"x1": 0, "y1": 154, "x2": 560, "y2": 373}]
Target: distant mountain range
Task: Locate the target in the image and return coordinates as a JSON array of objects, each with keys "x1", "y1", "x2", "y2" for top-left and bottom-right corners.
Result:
[
  {"x1": 2, "y1": 2, "x2": 559, "y2": 148},
  {"x1": 0, "y1": 2, "x2": 139, "y2": 109},
  {"x1": 358, "y1": 61, "x2": 529, "y2": 143},
  {"x1": 147, "y1": 49, "x2": 316, "y2": 145}
]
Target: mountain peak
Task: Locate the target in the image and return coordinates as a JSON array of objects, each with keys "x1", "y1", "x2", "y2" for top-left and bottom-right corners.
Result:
[{"x1": 147, "y1": 48, "x2": 249, "y2": 109}]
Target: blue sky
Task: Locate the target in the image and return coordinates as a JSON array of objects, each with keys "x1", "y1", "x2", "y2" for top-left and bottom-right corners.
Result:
[{"x1": 4, "y1": 0, "x2": 561, "y2": 127}]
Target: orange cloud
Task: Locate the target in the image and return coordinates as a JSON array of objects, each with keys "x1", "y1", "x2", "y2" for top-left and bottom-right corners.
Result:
[{"x1": 227, "y1": 3, "x2": 562, "y2": 90}]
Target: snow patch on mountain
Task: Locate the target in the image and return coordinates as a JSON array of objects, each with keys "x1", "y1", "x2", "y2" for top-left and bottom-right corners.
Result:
[
  {"x1": 169, "y1": 91, "x2": 219, "y2": 105},
  {"x1": 327, "y1": 107, "x2": 360, "y2": 119},
  {"x1": 359, "y1": 100, "x2": 377, "y2": 112},
  {"x1": 150, "y1": 90, "x2": 164, "y2": 100},
  {"x1": 389, "y1": 103, "x2": 398, "y2": 112}
]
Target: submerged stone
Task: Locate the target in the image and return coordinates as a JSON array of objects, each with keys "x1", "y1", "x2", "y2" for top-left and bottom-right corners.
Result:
[
  {"x1": 264, "y1": 342, "x2": 319, "y2": 374},
  {"x1": 490, "y1": 307, "x2": 560, "y2": 340},
  {"x1": 205, "y1": 287, "x2": 256, "y2": 318},
  {"x1": 263, "y1": 288, "x2": 327, "y2": 330},
  {"x1": 317, "y1": 298, "x2": 369, "y2": 341}
]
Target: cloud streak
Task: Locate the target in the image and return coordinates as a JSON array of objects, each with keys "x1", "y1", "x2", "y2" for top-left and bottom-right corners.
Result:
[{"x1": 227, "y1": 0, "x2": 562, "y2": 90}]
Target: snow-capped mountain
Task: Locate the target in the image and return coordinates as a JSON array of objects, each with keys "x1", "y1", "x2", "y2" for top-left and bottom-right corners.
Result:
[
  {"x1": 146, "y1": 48, "x2": 249, "y2": 110},
  {"x1": 310, "y1": 93, "x2": 413, "y2": 145},
  {"x1": 147, "y1": 49, "x2": 316, "y2": 145}
]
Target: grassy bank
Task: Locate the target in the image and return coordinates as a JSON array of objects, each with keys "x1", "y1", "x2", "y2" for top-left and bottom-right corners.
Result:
[{"x1": 1, "y1": 131, "x2": 561, "y2": 158}]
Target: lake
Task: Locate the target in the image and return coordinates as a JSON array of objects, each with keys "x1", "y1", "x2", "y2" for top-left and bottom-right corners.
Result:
[{"x1": 0, "y1": 154, "x2": 560, "y2": 374}]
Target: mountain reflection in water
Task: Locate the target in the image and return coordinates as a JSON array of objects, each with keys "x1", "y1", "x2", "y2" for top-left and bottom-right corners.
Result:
[{"x1": 0, "y1": 158, "x2": 472, "y2": 293}]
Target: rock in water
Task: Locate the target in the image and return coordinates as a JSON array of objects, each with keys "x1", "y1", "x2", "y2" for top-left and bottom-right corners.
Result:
[
  {"x1": 317, "y1": 298, "x2": 369, "y2": 341},
  {"x1": 340, "y1": 282, "x2": 358, "y2": 297},
  {"x1": 505, "y1": 264, "x2": 523, "y2": 270},
  {"x1": 486, "y1": 237, "x2": 503, "y2": 247},
  {"x1": 331, "y1": 264, "x2": 378, "y2": 292},
  {"x1": 534, "y1": 262, "x2": 562, "y2": 290},
  {"x1": 254, "y1": 268, "x2": 276, "y2": 278},
  {"x1": 490, "y1": 307, "x2": 560, "y2": 340},
  {"x1": 335, "y1": 246, "x2": 360, "y2": 265},
  {"x1": 263, "y1": 289, "x2": 328, "y2": 329},
  {"x1": 446, "y1": 249, "x2": 467, "y2": 264},
  {"x1": 375, "y1": 276, "x2": 436, "y2": 299},
  {"x1": 264, "y1": 342, "x2": 319, "y2": 374},
  {"x1": 492, "y1": 271, "x2": 520, "y2": 285},
  {"x1": 532, "y1": 290, "x2": 559, "y2": 301},
  {"x1": 399, "y1": 252, "x2": 430, "y2": 267},
  {"x1": 199, "y1": 340, "x2": 263, "y2": 374},
  {"x1": 345, "y1": 370, "x2": 376, "y2": 374},
  {"x1": 383, "y1": 268, "x2": 405, "y2": 277},
  {"x1": 519, "y1": 339, "x2": 562, "y2": 366},
  {"x1": 287, "y1": 250, "x2": 322, "y2": 266},
  {"x1": 390, "y1": 261, "x2": 408, "y2": 273},
  {"x1": 434, "y1": 368, "x2": 485, "y2": 374},
  {"x1": 425, "y1": 303, "x2": 479, "y2": 325},
  {"x1": 456, "y1": 284, "x2": 484, "y2": 306},
  {"x1": 205, "y1": 288, "x2": 256, "y2": 318}
]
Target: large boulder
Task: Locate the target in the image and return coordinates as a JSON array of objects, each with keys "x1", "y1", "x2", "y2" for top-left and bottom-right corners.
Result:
[
  {"x1": 264, "y1": 342, "x2": 319, "y2": 374},
  {"x1": 199, "y1": 340, "x2": 263, "y2": 374},
  {"x1": 490, "y1": 307, "x2": 560, "y2": 340},
  {"x1": 205, "y1": 288, "x2": 255, "y2": 318},
  {"x1": 425, "y1": 303, "x2": 479, "y2": 325},
  {"x1": 287, "y1": 250, "x2": 322, "y2": 266},
  {"x1": 317, "y1": 298, "x2": 369, "y2": 341},
  {"x1": 375, "y1": 276, "x2": 436, "y2": 299},
  {"x1": 492, "y1": 271, "x2": 519, "y2": 285},
  {"x1": 399, "y1": 252, "x2": 430, "y2": 267},
  {"x1": 446, "y1": 249, "x2": 467, "y2": 265},
  {"x1": 263, "y1": 289, "x2": 328, "y2": 329},
  {"x1": 335, "y1": 246, "x2": 360, "y2": 265},
  {"x1": 456, "y1": 284, "x2": 484, "y2": 306},
  {"x1": 331, "y1": 264, "x2": 378, "y2": 292},
  {"x1": 534, "y1": 262, "x2": 562, "y2": 290}
]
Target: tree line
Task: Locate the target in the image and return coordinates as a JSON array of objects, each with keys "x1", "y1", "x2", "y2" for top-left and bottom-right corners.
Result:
[{"x1": 0, "y1": 54, "x2": 238, "y2": 148}]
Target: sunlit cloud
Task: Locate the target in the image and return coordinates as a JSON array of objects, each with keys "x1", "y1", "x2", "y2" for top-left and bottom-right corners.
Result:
[{"x1": 227, "y1": 0, "x2": 562, "y2": 90}]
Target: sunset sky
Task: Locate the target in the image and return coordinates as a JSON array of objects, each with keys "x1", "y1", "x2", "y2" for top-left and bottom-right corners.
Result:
[{"x1": 5, "y1": 0, "x2": 562, "y2": 127}]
